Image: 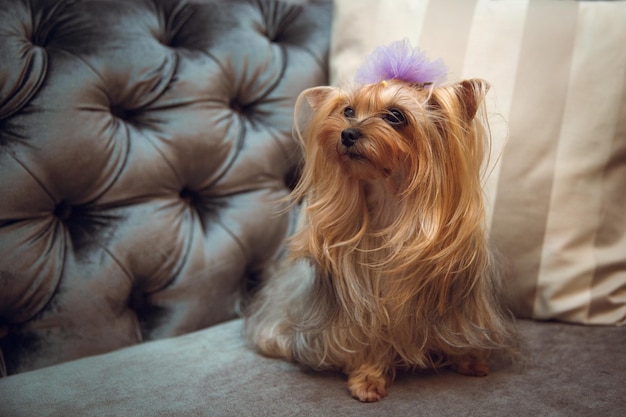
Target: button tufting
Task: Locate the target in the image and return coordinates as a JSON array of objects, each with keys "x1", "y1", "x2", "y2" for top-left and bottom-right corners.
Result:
[
  {"x1": 0, "y1": 0, "x2": 333, "y2": 375},
  {"x1": 230, "y1": 97, "x2": 270, "y2": 126},
  {"x1": 229, "y1": 98, "x2": 253, "y2": 117},
  {"x1": 129, "y1": 289, "x2": 146, "y2": 312},
  {"x1": 179, "y1": 188, "x2": 231, "y2": 231},
  {"x1": 29, "y1": 26, "x2": 49, "y2": 49},
  {"x1": 110, "y1": 104, "x2": 130, "y2": 121},
  {"x1": 109, "y1": 104, "x2": 156, "y2": 130},
  {"x1": 52, "y1": 204, "x2": 119, "y2": 256},
  {"x1": 179, "y1": 188, "x2": 199, "y2": 206},
  {"x1": 283, "y1": 165, "x2": 301, "y2": 191},
  {"x1": 53, "y1": 201, "x2": 72, "y2": 221},
  {"x1": 157, "y1": 3, "x2": 195, "y2": 49},
  {"x1": 27, "y1": 0, "x2": 80, "y2": 48},
  {"x1": 110, "y1": 104, "x2": 142, "y2": 124},
  {"x1": 258, "y1": 0, "x2": 301, "y2": 44}
]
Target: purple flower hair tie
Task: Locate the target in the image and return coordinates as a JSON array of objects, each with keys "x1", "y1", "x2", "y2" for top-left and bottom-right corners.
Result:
[{"x1": 354, "y1": 39, "x2": 447, "y2": 86}]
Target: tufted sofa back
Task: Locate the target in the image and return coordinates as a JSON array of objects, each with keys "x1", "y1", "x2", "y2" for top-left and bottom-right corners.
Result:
[{"x1": 0, "y1": 0, "x2": 331, "y2": 375}]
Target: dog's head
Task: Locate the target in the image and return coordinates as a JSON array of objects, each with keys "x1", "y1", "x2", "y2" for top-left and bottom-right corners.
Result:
[
  {"x1": 295, "y1": 79, "x2": 490, "y2": 193},
  {"x1": 289, "y1": 79, "x2": 493, "y2": 278}
]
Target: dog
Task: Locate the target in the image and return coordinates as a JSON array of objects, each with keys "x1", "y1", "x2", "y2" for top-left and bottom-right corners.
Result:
[{"x1": 245, "y1": 42, "x2": 518, "y2": 402}]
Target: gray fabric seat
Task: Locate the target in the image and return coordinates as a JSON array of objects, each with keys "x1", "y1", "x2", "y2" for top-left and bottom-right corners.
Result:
[{"x1": 0, "y1": 319, "x2": 624, "y2": 416}]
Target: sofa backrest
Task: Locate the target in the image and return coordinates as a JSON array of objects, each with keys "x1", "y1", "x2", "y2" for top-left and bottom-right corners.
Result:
[{"x1": 0, "y1": 0, "x2": 332, "y2": 376}]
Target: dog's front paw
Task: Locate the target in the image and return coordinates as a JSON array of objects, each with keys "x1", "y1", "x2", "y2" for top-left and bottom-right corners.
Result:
[
  {"x1": 347, "y1": 367, "x2": 388, "y2": 402},
  {"x1": 450, "y1": 354, "x2": 490, "y2": 377}
]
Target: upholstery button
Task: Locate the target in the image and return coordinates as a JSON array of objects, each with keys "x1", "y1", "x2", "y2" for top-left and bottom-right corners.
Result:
[
  {"x1": 129, "y1": 288, "x2": 146, "y2": 311},
  {"x1": 179, "y1": 188, "x2": 198, "y2": 206},
  {"x1": 53, "y1": 202, "x2": 72, "y2": 221},
  {"x1": 229, "y1": 98, "x2": 253, "y2": 117},
  {"x1": 283, "y1": 165, "x2": 301, "y2": 191},
  {"x1": 28, "y1": 0, "x2": 80, "y2": 48},
  {"x1": 30, "y1": 28, "x2": 48, "y2": 48},
  {"x1": 157, "y1": 4, "x2": 194, "y2": 49},
  {"x1": 110, "y1": 104, "x2": 130, "y2": 121},
  {"x1": 110, "y1": 104, "x2": 145, "y2": 127},
  {"x1": 52, "y1": 204, "x2": 118, "y2": 255},
  {"x1": 258, "y1": 0, "x2": 300, "y2": 44}
]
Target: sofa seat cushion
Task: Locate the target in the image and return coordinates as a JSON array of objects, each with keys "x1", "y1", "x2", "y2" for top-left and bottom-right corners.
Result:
[{"x1": 0, "y1": 319, "x2": 624, "y2": 416}]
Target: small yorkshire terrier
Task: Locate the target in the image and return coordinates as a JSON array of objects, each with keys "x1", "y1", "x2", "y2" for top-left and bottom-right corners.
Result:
[{"x1": 245, "y1": 40, "x2": 517, "y2": 402}]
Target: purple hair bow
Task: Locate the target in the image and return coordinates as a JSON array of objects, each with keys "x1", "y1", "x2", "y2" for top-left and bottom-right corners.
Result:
[{"x1": 354, "y1": 39, "x2": 447, "y2": 86}]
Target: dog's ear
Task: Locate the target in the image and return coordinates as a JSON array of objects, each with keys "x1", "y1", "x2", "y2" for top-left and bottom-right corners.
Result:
[
  {"x1": 300, "y1": 86, "x2": 336, "y2": 111},
  {"x1": 458, "y1": 79, "x2": 490, "y2": 121},
  {"x1": 294, "y1": 86, "x2": 336, "y2": 146}
]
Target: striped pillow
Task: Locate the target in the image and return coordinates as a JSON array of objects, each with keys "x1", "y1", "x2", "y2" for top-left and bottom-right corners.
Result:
[{"x1": 329, "y1": 0, "x2": 626, "y2": 325}]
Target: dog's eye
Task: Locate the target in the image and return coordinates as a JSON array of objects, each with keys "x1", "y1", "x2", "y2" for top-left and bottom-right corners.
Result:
[
  {"x1": 382, "y1": 109, "x2": 406, "y2": 125},
  {"x1": 343, "y1": 106, "x2": 355, "y2": 118}
]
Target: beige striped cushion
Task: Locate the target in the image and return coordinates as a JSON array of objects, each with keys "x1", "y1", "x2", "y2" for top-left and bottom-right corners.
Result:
[{"x1": 330, "y1": 0, "x2": 626, "y2": 325}]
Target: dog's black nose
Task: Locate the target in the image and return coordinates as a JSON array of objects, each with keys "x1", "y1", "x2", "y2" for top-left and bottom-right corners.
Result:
[{"x1": 341, "y1": 128, "x2": 361, "y2": 147}]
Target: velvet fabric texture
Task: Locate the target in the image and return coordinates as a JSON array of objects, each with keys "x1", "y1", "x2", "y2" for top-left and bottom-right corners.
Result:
[
  {"x1": 0, "y1": 0, "x2": 331, "y2": 375},
  {"x1": 0, "y1": 319, "x2": 624, "y2": 416}
]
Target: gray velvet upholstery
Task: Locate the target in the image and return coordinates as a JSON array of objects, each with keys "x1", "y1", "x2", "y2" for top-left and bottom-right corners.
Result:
[
  {"x1": 0, "y1": 0, "x2": 330, "y2": 375},
  {"x1": 1, "y1": 1, "x2": 625, "y2": 415},
  {"x1": 0, "y1": 319, "x2": 624, "y2": 416}
]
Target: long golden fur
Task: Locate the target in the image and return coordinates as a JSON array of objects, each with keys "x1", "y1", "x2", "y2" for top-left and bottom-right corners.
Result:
[{"x1": 245, "y1": 79, "x2": 518, "y2": 402}]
